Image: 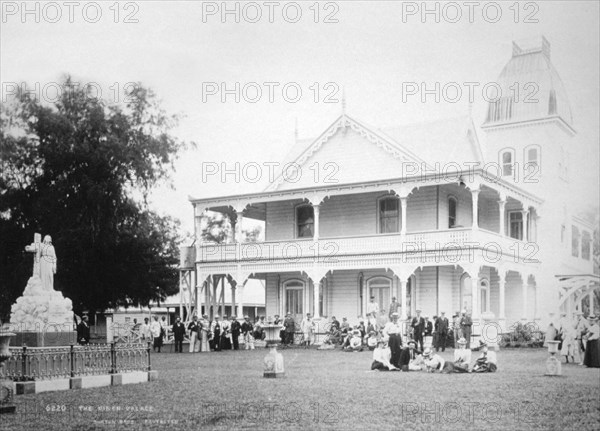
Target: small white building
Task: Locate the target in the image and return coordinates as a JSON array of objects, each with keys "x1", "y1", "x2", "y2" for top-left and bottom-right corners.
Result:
[{"x1": 189, "y1": 37, "x2": 598, "y2": 335}]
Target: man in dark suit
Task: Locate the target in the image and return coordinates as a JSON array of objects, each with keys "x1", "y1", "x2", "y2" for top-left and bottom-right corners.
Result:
[
  {"x1": 460, "y1": 310, "x2": 473, "y2": 348},
  {"x1": 230, "y1": 316, "x2": 241, "y2": 350},
  {"x1": 436, "y1": 311, "x2": 449, "y2": 352},
  {"x1": 399, "y1": 340, "x2": 422, "y2": 371},
  {"x1": 77, "y1": 315, "x2": 90, "y2": 345},
  {"x1": 283, "y1": 313, "x2": 295, "y2": 345},
  {"x1": 411, "y1": 310, "x2": 425, "y2": 351},
  {"x1": 172, "y1": 317, "x2": 186, "y2": 352}
]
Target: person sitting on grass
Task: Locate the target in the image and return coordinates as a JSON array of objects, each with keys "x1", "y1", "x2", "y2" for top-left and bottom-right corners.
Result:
[
  {"x1": 340, "y1": 317, "x2": 350, "y2": 336},
  {"x1": 422, "y1": 348, "x2": 446, "y2": 373},
  {"x1": 371, "y1": 339, "x2": 399, "y2": 371},
  {"x1": 343, "y1": 329, "x2": 364, "y2": 352},
  {"x1": 399, "y1": 340, "x2": 423, "y2": 371},
  {"x1": 472, "y1": 340, "x2": 497, "y2": 372},
  {"x1": 366, "y1": 331, "x2": 378, "y2": 350},
  {"x1": 441, "y1": 337, "x2": 471, "y2": 373}
]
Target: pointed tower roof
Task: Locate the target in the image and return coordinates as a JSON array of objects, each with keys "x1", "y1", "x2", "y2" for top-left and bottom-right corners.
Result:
[{"x1": 482, "y1": 36, "x2": 574, "y2": 131}]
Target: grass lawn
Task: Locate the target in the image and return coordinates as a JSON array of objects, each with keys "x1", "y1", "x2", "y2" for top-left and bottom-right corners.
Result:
[{"x1": 1, "y1": 347, "x2": 599, "y2": 431}]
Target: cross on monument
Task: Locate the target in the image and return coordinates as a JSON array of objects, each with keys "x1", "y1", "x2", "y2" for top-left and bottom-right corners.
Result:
[{"x1": 25, "y1": 233, "x2": 42, "y2": 278}]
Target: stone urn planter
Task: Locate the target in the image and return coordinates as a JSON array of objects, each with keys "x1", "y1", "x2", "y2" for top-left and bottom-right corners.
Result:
[{"x1": 263, "y1": 322, "x2": 284, "y2": 378}]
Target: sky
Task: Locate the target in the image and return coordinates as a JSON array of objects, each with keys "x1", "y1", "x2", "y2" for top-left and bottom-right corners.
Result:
[{"x1": 2, "y1": 1, "x2": 599, "y2": 236}]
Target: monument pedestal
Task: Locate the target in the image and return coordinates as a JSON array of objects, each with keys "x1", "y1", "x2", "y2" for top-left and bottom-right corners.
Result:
[{"x1": 10, "y1": 331, "x2": 76, "y2": 348}]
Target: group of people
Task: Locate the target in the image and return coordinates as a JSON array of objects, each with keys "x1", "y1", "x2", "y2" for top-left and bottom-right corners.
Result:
[
  {"x1": 317, "y1": 296, "x2": 474, "y2": 354},
  {"x1": 371, "y1": 335, "x2": 497, "y2": 373},
  {"x1": 546, "y1": 311, "x2": 600, "y2": 368}
]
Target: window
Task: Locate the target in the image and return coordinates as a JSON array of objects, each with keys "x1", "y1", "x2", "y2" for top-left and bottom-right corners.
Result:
[
  {"x1": 448, "y1": 196, "x2": 457, "y2": 228},
  {"x1": 571, "y1": 226, "x2": 580, "y2": 257},
  {"x1": 379, "y1": 196, "x2": 399, "y2": 233},
  {"x1": 582, "y1": 232, "x2": 591, "y2": 260},
  {"x1": 548, "y1": 89, "x2": 557, "y2": 115},
  {"x1": 525, "y1": 146, "x2": 539, "y2": 167},
  {"x1": 284, "y1": 280, "x2": 304, "y2": 318},
  {"x1": 500, "y1": 149, "x2": 515, "y2": 177},
  {"x1": 296, "y1": 205, "x2": 314, "y2": 238},
  {"x1": 508, "y1": 211, "x2": 523, "y2": 240},
  {"x1": 368, "y1": 277, "x2": 392, "y2": 314},
  {"x1": 480, "y1": 280, "x2": 490, "y2": 314}
]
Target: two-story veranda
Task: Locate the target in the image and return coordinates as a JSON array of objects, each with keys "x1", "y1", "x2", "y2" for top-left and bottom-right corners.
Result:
[{"x1": 191, "y1": 115, "x2": 543, "y2": 336}]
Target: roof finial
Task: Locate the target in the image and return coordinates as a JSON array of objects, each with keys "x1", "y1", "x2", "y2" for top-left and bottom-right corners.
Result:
[
  {"x1": 341, "y1": 87, "x2": 346, "y2": 115},
  {"x1": 294, "y1": 117, "x2": 298, "y2": 143}
]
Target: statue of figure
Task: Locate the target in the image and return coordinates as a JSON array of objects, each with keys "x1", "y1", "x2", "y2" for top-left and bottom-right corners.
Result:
[{"x1": 40, "y1": 235, "x2": 57, "y2": 291}]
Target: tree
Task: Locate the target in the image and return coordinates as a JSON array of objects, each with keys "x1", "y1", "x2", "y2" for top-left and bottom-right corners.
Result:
[{"x1": 0, "y1": 77, "x2": 185, "y2": 319}]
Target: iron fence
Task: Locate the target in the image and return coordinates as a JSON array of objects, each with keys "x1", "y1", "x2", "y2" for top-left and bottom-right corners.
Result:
[{"x1": 0, "y1": 342, "x2": 151, "y2": 381}]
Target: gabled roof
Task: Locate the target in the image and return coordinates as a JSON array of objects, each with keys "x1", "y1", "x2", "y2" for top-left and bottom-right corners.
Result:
[
  {"x1": 381, "y1": 115, "x2": 484, "y2": 167},
  {"x1": 264, "y1": 113, "x2": 484, "y2": 192}
]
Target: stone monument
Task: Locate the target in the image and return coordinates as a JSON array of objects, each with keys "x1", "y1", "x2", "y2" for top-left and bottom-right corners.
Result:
[{"x1": 9, "y1": 233, "x2": 75, "y2": 346}]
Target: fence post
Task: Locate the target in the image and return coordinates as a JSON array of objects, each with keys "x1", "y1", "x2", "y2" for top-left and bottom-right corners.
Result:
[
  {"x1": 21, "y1": 346, "x2": 27, "y2": 381},
  {"x1": 70, "y1": 345, "x2": 75, "y2": 377},
  {"x1": 110, "y1": 342, "x2": 116, "y2": 374},
  {"x1": 147, "y1": 341, "x2": 151, "y2": 371}
]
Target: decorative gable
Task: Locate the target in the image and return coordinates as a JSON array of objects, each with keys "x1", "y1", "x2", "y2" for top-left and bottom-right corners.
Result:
[{"x1": 265, "y1": 114, "x2": 429, "y2": 192}]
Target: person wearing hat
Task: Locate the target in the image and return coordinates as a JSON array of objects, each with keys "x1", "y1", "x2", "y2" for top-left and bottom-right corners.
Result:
[
  {"x1": 340, "y1": 317, "x2": 350, "y2": 336},
  {"x1": 460, "y1": 310, "x2": 473, "y2": 349},
  {"x1": 241, "y1": 315, "x2": 255, "y2": 350},
  {"x1": 583, "y1": 315, "x2": 600, "y2": 368},
  {"x1": 383, "y1": 312, "x2": 404, "y2": 368},
  {"x1": 422, "y1": 348, "x2": 446, "y2": 373},
  {"x1": 283, "y1": 313, "x2": 295, "y2": 346},
  {"x1": 423, "y1": 315, "x2": 433, "y2": 349},
  {"x1": 171, "y1": 316, "x2": 186, "y2": 353},
  {"x1": 452, "y1": 312, "x2": 462, "y2": 347},
  {"x1": 442, "y1": 337, "x2": 471, "y2": 373},
  {"x1": 436, "y1": 311, "x2": 449, "y2": 352},
  {"x1": 411, "y1": 310, "x2": 425, "y2": 351},
  {"x1": 574, "y1": 311, "x2": 590, "y2": 364},
  {"x1": 343, "y1": 329, "x2": 363, "y2": 352},
  {"x1": 371, "y1": 339, "x2": 398, "y2": 371},
  {"x1": 187, "y1": 315, "x2": 200, "y2": 353},
  {"x1": 557, "y1": 312, "x2": 570, "y2": 351},
  {"x1": 366, "y1": 331, "x2": 378, "y2": 351},
  {"x1": 210, "y1": 315, "x2": 222, "y2": 351},
  {"x1": 300, "y1": 313, "x2": 315, "y2": 348},
  {"x1": 472, "y1": 340, "x2": 497, "y2": 372},
  {"x1": 388, "y1": 297, "x2": 400, "y2": 320},
  {"x1": 199, "y1": 314, "x2": 210, "y2": 352},
  {"x1": 230, "y1": 315, "x2": 241, "y2": 350},
  {"x1": 399, "y1": 339, "x2": 423, "y2": 371}
]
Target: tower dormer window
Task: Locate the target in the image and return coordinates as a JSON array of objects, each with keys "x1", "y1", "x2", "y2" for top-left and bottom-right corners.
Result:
[
  {"x1": 525, "y1": 145, "x2": 540, "y2": 168},
  {"x1": 500, "y1": 149, "x2": 515, "y2": 177}
]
